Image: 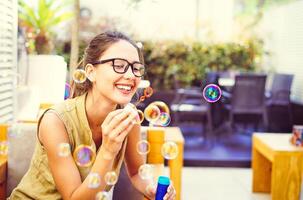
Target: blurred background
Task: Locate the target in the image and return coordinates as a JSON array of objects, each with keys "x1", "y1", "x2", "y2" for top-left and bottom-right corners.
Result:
[{"x1": 1, "y1": 0, "x2": 303, "y2": 199}]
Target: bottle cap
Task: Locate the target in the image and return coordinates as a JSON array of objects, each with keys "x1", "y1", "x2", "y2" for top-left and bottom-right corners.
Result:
[{"x1": 158, "y1": 176, "x2": 170, "y2": 185}]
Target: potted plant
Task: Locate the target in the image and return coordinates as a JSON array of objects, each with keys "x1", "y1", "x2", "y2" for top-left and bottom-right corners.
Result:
[{"x1": 18, "y1": 0, "x2": 73, "y2": 104}]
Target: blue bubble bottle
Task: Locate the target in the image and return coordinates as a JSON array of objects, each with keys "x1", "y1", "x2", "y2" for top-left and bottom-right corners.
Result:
[{"x1": 155, "y1": 176, "x2": 170, "y2": 200}]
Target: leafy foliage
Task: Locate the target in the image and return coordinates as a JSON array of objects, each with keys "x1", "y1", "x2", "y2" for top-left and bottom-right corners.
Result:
[
  {"x1": 18, "y1": 0, "x2": 73, "y2": 54},
  {"x1": 143, "y1": 38, "x2": 264, "y2": 90}
]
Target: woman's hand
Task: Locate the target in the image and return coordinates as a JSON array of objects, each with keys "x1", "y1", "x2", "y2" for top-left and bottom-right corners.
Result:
[
  {"x1": 164, "y1": 183, "x2": 176, "y2": 200},
  {"x1": 145, "y1": 182, "x2": 176, "y2": 200},
  {"x1": 100, "y1": 107, "x2": 138, "y2": 158}
]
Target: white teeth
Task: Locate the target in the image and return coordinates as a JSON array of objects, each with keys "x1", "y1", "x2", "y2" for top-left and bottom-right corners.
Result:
[{"x1": 116, "y1": 85, "x2": 132, "y2": 91}]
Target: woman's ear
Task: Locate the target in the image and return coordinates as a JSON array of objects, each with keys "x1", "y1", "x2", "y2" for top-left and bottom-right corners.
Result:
[{"x1": 85, "y1": 64, "x2": 96, "y2": 82}]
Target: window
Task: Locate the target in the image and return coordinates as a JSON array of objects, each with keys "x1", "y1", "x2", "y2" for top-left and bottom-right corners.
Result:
[{"x1": 0, "y1": 0, "x2": 17, "y2": 123}]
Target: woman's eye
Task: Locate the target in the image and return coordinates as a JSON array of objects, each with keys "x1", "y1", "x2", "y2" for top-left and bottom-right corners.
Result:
[
  {"x1": 114, "y1": 65, "x2": 124, "y2": 69},
  {"x1": 133, "y1": 67, "x2": 140, "y2": 72}
]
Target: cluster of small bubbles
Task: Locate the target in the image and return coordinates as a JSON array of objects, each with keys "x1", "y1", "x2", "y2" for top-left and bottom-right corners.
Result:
[
  {"x1": 104, "y1": 171, "x2": 118, "y2": 185},
  {"x1": 95, "y1": 191, "x2": 109, "y2": 200},
  {"x1": 73, "y1": 145, "x2": 96, "y2": 167},
  {"x1": 73, "y1": 69, "x2": 87, "y2": 84},
  {"x1": 138, "y1": 164, "x2": 154, "y2": 180},
  {"x1": 143, "y1": 101, "x2": 171, "y2": 127},
  {"x1": 0, "y1": 142, "x2": 8, "y2": 155},
  {"x1": 58, "y1": 143, "x2": 71, "y2": 157},
  {"x1": 137, "y1": 87, "x2": 153, "y2": 104},
  {"x1": 131, "y1": 87, "x2": 158, "y2": 125},
  {"x1": 202, "y1": 84, "x2": 222, "y2": 103},
  {"x1": 161, "y1": 141, "x2": 179, "y2": 160},
  {"x1": 87, "y1": 172, "x2": 101, "y2": 189},
  {"x1": 136, "y1": 140, "x2": 150, "y2": 155}
]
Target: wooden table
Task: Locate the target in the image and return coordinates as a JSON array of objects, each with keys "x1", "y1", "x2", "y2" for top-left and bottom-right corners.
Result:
[
  {"x1": 165, "y1": 127, "x2": 184, "y2": 200},
  {"x1": 252, "y1": 133, "x2": 303, "y2": 200},
  {"x1": 0, "y1": 124, "x2": 7, "y2": 199},
  {"x1": 0, "y1": 157, "x2": 7, "y2": 199},
  {"x1": 144, "y1": 127, "x2": 184, "y2": 200}
]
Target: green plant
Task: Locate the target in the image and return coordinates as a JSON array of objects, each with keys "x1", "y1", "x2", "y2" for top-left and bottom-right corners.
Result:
[
  {"x1": 18, "y1": 0, "x2": 73, "y2": 54},
  {"x1": 143, "y1": 38, "x2": 264, "y2": 90}
]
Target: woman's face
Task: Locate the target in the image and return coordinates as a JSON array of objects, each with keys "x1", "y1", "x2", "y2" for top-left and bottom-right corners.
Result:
[{"x1": 93, "y1": 40, "x2": 142, "y2": 105}]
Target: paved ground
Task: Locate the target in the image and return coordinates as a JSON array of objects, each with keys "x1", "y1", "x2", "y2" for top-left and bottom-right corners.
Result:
[{"x1": 181, "y1": 167, "x2": 270, "y2": 200}]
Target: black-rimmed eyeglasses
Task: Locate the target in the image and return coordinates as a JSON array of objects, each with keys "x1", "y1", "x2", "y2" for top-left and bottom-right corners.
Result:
[{"x1": 91, "y1": 58, "x2": 146, "y2": 77}]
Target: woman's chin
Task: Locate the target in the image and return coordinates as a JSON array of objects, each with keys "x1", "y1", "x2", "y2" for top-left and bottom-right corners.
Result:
[{"x1": 114, "y1": 95, "x2": 132, "y2": 105}]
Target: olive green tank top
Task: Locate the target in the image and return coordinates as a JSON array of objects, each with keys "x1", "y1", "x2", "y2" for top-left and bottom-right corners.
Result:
[{"x1": 9, "y1": 93, "x2": 127, "y2": 200}]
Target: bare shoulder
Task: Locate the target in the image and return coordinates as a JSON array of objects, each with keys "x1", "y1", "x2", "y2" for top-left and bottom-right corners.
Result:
[{"x1": 39, "y1": 111, "x2": 69, "y2": 147}]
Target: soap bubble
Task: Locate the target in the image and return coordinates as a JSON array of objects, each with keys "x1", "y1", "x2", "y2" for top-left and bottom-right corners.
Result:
[
  {"x1": 58, "y1": 143, "x2": 71, "y2": 157},
  {"x1": 64, "y1": 83, "x2": 71, "y2": 100},
  {"x1": 139, "y1": 96, "x2": 146, "y2": 102},
  {"x1": 161, "y1": 141, "x2": 178, "y2": 160},
  {"x1": 136, "y1": 140, "x2": 150, "y2": 155},
  {"x1": 153, "y1": 112, "x2": 171, "y2": 127},
  {"x1": 138, "y1": 164, "x2": 154, "y2": 180},
  {"x1": 104, "y1": 171, "x2": 118, "y2": 185},
  {"x1": 144, "y1": 104, "x2": 161, "y2": 122},
  {"x1": 149, "y1": 101, "x2": 170, "y2": 115},
  {"x1": 73, "y1": 69, "x2": 87, "y2": 84},
  {"x1": 73, "y1": 145, "x2": 96, "y2": 167},
  {"x1": 87, "y1": 172, "x2": 101, "y2": 189},
  {"x1": 143, "y1": 87, "x2": 153, "y2": 98},
  {"x1": 203, "y1": 84, "x2": 222, "y2": 103},
  {"x1": 95, "y1": 191, "x2": 109, "y2": 200},
  {"x1": 137, "y1": 110, "x2": 145, "y2": 124}
]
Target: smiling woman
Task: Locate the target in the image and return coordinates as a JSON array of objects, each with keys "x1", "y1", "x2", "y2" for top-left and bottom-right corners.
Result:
[{"x1": 9, "y1": 31, "x2": 176, "y2": 200}]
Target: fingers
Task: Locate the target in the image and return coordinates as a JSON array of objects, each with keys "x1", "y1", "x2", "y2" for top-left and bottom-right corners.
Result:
[
  {"x1": 102, "y1": 109, "x2": 133, "y2": 135},
  {"x1": 102, "y1": 109, "x2": 124, "y2": 125},
  {"x1": 164, "y1": 184, "x2": 176, "y2": 200},
  {"x1": 115, "y1": 119, "x2": 135, "y2": 142},
  {"x1": 144, "y1": 182, "x2": 157, "y2": 199},
  {"x1": 105, "y1": 110, "x2": 137, "y2": 142}
]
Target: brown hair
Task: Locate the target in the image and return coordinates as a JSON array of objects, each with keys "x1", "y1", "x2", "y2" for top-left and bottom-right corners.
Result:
[{"x1": 70, "y1": 31, "x2": 144, "y2": 98}]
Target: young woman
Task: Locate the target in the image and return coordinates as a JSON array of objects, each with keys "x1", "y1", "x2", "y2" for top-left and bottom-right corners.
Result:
[{"x1": 9, "y1": 31, "x2": 176, "y2": 200}]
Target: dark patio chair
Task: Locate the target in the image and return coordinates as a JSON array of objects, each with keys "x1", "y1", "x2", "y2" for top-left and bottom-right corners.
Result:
[
  {"x1": 266, "y1": 73, "x2": 294, "y2": 131},
  {"x1": 226, "y1": 74, "x2": 268, "y2": 130},
  {"x1": 170, "y1": 87, "x2": 212, "y2": 137},
  {"x1": 267, "y1": 73, "x2": 293, "y2": 105}
]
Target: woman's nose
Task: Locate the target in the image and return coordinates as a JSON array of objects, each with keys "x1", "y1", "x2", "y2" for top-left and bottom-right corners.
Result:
[{"x1": 123, "y1": 65, "x2": 135, "y2": 78}]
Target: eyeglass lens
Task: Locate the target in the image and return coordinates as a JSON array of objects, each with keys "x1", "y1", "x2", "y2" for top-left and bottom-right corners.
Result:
[{"x1": 113, "y1": 59, "x2": 145, "y2": 77}]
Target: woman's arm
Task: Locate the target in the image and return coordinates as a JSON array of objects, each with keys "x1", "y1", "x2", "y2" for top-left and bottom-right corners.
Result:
[
  {"x1": 125, "y1": 126, "x2": 176, "y2": 200},
  {"x1": 39, "y1": 108, "x2": 137, "y2": 200}
]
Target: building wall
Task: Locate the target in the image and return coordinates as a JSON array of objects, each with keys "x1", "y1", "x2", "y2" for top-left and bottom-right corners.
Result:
[
  {"x1": 80, "y1": 0, "x2": 235, "y2": 42},
  {"x1": 259, "y1": 0, "x2": 303, "y2": 103}
]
